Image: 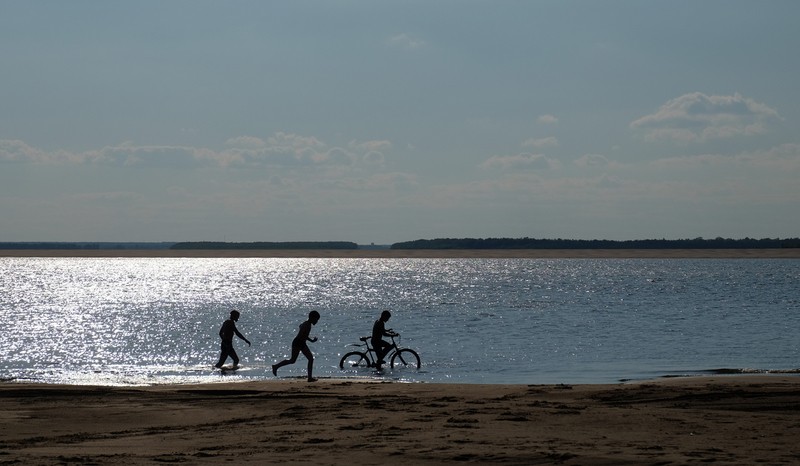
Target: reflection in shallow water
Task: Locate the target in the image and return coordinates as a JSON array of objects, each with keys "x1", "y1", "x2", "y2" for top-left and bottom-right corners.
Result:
[{"x1": 1, "y1": 257, "x2": 798, "y2": 385}]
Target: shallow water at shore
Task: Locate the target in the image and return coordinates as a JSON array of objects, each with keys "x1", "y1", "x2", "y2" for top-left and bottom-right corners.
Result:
[{"x1": 2, "y1": 257, "x2": 798, "y2": 385}]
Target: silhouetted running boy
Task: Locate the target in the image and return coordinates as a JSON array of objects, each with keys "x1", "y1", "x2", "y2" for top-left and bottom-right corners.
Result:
[
  {"x1": 272, "y1": 311, "x2": 320, "y2": 382},
  {"x1": 372, "y1": 310, "x2": 397, "y2": 370},
  {"x1": 215, "y1": 310, "x2": 251, "y2": 368}
]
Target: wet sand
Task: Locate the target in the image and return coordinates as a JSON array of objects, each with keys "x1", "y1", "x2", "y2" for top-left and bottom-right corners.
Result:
[
  {"x1": 2, "y1": 376, "x2": 800, "y2": 465},
  {"x1": 1, "y1": 248, "x2": 798, "y2": 258}
]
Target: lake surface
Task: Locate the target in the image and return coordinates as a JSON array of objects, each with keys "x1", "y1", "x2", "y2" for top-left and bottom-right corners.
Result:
[{"x1": 1, "y1": 257, "x2": 798, "y2": 385}]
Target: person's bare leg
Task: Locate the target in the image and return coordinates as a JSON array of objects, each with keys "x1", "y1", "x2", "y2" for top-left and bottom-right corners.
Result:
[
  {"x1": 272, "y1": 346, "x2": 300, "y2": 376},
  {"x1": 303, "y1": 346, "x2": 316, "y2": 382}
]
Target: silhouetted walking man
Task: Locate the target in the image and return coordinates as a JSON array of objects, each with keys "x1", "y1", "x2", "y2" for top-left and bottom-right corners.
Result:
[{"x1": 215, "y1": 310, "x2": 250, "y2": 369}]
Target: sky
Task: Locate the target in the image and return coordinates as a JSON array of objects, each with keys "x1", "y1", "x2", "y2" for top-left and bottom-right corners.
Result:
[{"x1": 2, "y1": 1, "x2": 799, "y2": 245}]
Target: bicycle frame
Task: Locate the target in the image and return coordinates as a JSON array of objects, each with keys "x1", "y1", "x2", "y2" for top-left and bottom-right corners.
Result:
[
  {"x1": 348, "y1": 335, "x2": 399, "y2": 367},
  {"x1": 340, "y1": 334, "x2": 420, "y2": 370}
]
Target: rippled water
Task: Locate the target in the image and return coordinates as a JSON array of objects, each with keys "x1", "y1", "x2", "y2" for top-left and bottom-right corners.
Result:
[{"x1": 1, "y1": 257, "x2": 798, "y2": 385}]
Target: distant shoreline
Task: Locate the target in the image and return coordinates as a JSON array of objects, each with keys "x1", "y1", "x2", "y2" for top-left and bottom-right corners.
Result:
[{"x1": 1, "y1": 248, "x2": 798, "y2": 259}]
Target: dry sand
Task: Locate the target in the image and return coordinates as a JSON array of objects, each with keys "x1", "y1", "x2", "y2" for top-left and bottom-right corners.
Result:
[
  {"x1": 2, "y1": 376, "x2": 800, "y2": 465},
  {"x1": 1, "y1": 248, "x2": 799, "y2": 258}
]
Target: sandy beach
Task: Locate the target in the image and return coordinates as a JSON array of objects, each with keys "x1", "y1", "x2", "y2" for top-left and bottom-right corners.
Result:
[
  {"x1": 1, "y1": 248, "x2": 799, "y2": 259},
  {"x1": 2, "y1": 376, "x2": 799, "y2": 465}
]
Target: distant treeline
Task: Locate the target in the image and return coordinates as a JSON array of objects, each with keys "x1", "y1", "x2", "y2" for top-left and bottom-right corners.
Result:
[
  {"x1": 0, "y1": 242, "x2": 175, "y2": 250},
  {"x1": 170, "y1": 241, "x2": 359, "y2": 250},
  {"x1": 3, "y1": 238, "x2": 799, "y2": 251},
  {"x1": 390, "y1": 237, "x2": 800, "y2": 250}
]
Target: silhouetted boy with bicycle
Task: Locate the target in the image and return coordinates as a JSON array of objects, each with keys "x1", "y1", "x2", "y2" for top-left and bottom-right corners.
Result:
[{"x1": 372, "y1": 310, "x2": 398, "y2": 370}]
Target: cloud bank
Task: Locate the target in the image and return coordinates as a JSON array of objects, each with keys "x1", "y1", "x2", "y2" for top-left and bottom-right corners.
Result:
[
  {"x1": 0, "y1": 133, "x2": 391, "y2": 171},
  {"x1": 630, "y1": 92, "x2": 781, "y2": 143}
]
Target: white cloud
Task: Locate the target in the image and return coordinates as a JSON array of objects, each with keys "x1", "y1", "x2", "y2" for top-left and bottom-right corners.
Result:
[
  {"x1": 88, "y1": 144, "x2": 205, "y2": 168},
  {"x1": 536, "y1": 114, "x2": 559, "y2": 125},
  {"x1": 1, "y1": 133, "x2": 394, "y2": 171},
  {"x1": 0, "y1": 139, "x2": 79, "y2": 164},
  {"x1": 0, "y1": 139, "x2": 43, "y2": 162},
  {"x1": 480, "y1": 153, "x2": 559, "y2": 170},
  {"x1": 349, "y1": 140, "x2": 390, "y2": 167},
  {"x1": 71, "y1": 191, "x2": 145, "y2": 203},
  {"x1": 630, "y1": 92, "x2": 780, "y2": 143},
  {"x1": 317, "y1": 147, "x2": 355, "y2": 165},
  {"x1": 387, "y1": 33, "x2": 426, "y2": 49},
  {"x1": 329, "y1": 172, "x2": 418, "y2": 192},
  {"x1": 574, "y1": 154, "x2": 611, "y2": 169},
  {"x1": 362, "y1": 151, "x2": 385, "y2": 166},
  {"x1": 348, "y1": 139, "x2": 391, "y2": 152},
  {"x1": 0, "y1": 140, "x2": 213, "y2": 167},
  {"x1": 266, "y1": 132, "x2": 326, "y2": 152},
  {"x1": 651, "y1": 143, "x2": 800, "y2": 172},
  {"x1": 225, "y1": 136, "x2": 266, "y2": 150},
  {"x1": 522, "y1": 136, "x2": 559, "y2": 149}
]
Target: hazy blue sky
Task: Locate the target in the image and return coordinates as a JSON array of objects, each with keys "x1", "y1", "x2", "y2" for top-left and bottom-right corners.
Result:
[{"x1": 2, "y1": 1, "x2": 799, "y2": 244}]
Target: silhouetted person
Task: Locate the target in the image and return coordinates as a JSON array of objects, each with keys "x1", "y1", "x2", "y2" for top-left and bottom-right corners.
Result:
[
  {"x1": 372, "y1": 310, "x2": 397, "y2": 370},
  {"x1": 215, "y1": 309, "x2": 250, "y2": 369},
  {"x1": 272, "y1": 311, "x2": 320, "y2": 382}
]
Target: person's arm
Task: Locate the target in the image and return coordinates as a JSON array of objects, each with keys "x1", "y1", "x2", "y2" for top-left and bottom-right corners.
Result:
[{"x1": 233, "y1": 324, "x2": 251, "y2": 346}]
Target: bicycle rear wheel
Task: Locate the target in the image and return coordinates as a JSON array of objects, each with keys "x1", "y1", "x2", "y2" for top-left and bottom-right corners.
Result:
[
  {"x1": 390, "y1": 349, "x2": 421, "y2": 369},
  {"x1": 339, "y1": 351, "x2": 370, "y2": 369}
]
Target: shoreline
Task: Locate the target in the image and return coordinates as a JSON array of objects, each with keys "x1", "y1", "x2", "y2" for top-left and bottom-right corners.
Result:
[
  {"x1": 2, "y1": 375, "x2": 799, "y2": 464},
  {"x1": 1, "y1": 248, "x2": 799, "y2": 258}
]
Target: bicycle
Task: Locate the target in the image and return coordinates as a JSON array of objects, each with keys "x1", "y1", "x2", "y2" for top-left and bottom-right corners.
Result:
[{"x1": 339, "y1": 334, "x2": 421, "y2": 370}]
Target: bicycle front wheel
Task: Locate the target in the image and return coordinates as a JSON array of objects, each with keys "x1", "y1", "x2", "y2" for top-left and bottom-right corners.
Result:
[
  {"x1": 390, "y1": 349, "x2": 421, "y2": 370},
  {"x1": 339, "y1": 351, "x2": 370, "y2": 369}
]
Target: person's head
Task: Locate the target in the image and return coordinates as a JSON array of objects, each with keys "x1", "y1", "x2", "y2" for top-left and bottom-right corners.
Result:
[
  {"x1": 230, "y1": 310, "x2": 240, "y2": 321},
  {"x1": 380, "y1": 310, "x2": 392, "y2": 322},
  {"x1": 308, "y1": 310, "x2": 320, "y2": 325}
]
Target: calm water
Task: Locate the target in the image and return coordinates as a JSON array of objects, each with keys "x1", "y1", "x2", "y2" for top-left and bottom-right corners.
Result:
[{"x1": 1, "y1": 257, "x2": 798, "y2": 386}]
